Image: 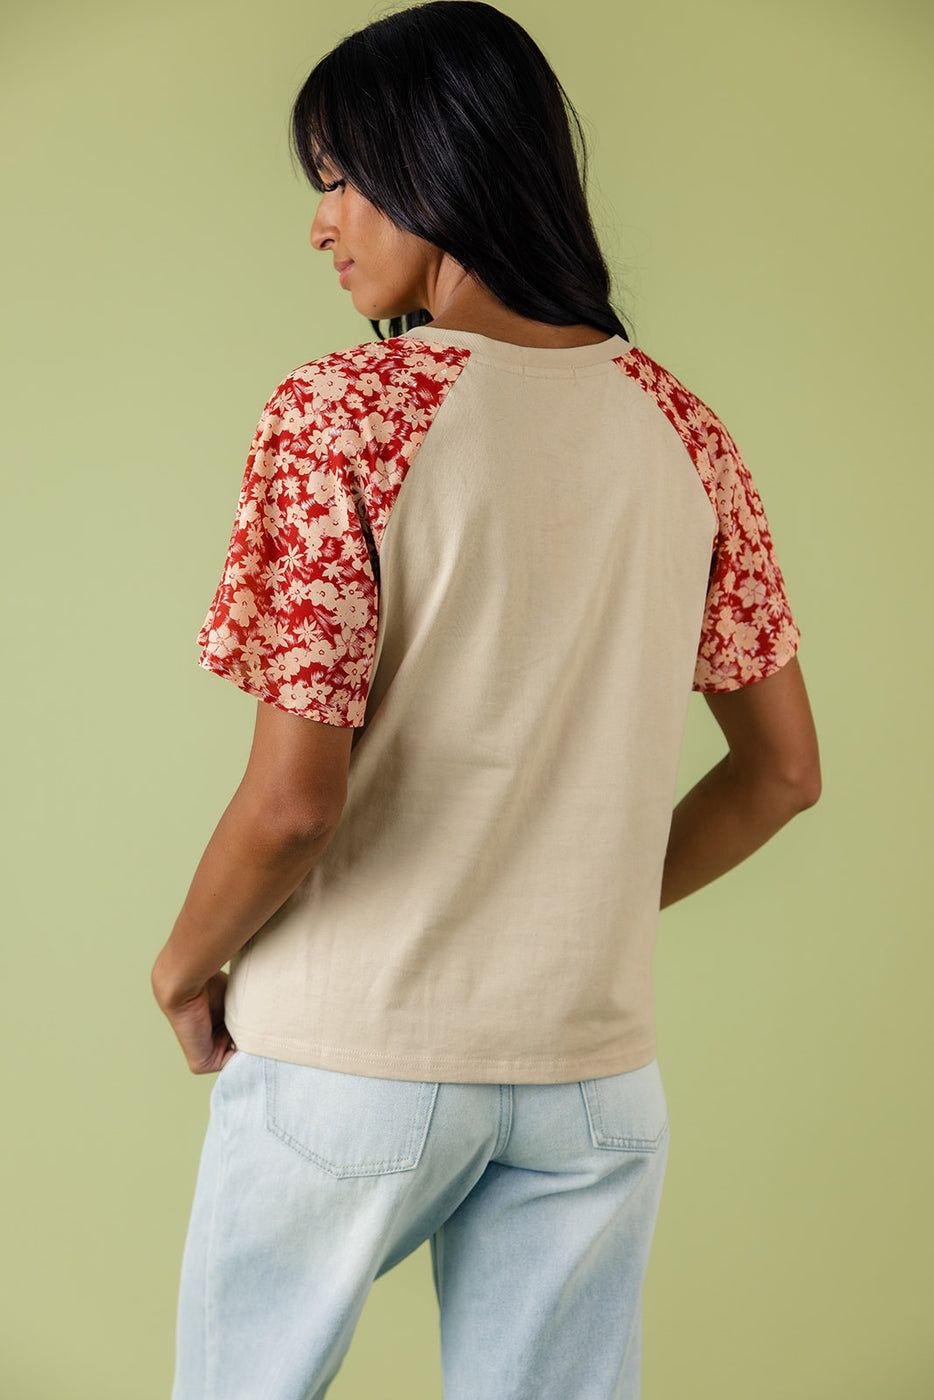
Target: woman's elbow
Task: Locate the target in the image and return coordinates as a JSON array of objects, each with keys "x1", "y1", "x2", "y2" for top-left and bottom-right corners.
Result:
[
  {"x1": 237, "y1": 780, "x2": 347, "y2": 856},
  {"x1": 780, "y1": 749, "x2": 822, "y2": 814},
  {"x1": 792, "y1": 764, "x2": 822, "y2": 812},
  {"x1": 737, "y1": 747, "x2": 821, "y2": 821},
  {"x1": 272, "y1": 793, "x2": 346, "y2": 849}
]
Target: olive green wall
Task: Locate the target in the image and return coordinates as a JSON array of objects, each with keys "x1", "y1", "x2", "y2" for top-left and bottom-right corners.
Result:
[{"x1": 2, "y1": 1, "x2": 930, "y2": 1395}]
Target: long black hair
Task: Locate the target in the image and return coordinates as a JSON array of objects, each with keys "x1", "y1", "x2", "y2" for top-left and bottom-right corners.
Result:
[{"x1": 291, "y1": 0, "x2": 628, "y2": 342}]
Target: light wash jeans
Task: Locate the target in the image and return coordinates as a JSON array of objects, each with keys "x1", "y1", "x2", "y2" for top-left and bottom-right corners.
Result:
[{"x1": 171, "y1": 1051, "x2": 669, "y2": 1400}]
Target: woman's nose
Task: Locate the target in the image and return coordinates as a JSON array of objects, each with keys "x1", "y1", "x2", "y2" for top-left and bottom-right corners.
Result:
[{"x1": 310, "y1": 201, "x2": 334, "y2": 251}]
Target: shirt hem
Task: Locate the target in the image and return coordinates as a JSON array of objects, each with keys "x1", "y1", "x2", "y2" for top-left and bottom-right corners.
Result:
[
  {"x1": 693, "y1": 624, "x2": 801, "y2": 693},
  {"x1": 225, "y1": 1017, "x2": 658, "y2": 1085}
]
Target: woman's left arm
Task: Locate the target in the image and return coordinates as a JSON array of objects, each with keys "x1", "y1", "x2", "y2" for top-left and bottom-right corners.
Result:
[{"x1": 151, "y1": 702, "x2": 354, "y2": 1073}]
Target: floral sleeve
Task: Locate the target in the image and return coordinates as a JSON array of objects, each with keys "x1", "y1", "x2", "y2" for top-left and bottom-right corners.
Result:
[
  {"x1": 197, "y1": 337, "x2": 470, "y2": 725},
  {"x1": 197, "y1": 378, "x2": 379, "y2": 727},
  {"x1": 617, "y1": 348, "x2": 800, "y2": 691},
  {"x1": 691, "y1": 409, "x2": 801, "y2": 691}
]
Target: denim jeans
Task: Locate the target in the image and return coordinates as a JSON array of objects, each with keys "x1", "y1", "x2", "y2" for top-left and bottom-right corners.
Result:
[{"x1": 171, "y1": 1051, "x2": 669, "y2": 1400}]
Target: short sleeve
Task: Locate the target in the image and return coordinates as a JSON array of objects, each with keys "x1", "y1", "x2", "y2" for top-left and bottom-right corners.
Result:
[
  {"x1": 197, "y1": 378, "x2": 379, "y2": 726},
  {"x1": 692, "y1": 414, "x2": 800, "y2": 692},
  {"x1": 615, "y1": 348, "x2": 801, "y2": 693}
]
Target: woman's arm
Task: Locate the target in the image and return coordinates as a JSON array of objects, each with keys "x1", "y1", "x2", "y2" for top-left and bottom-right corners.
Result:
[
  {"x1": 660, "y1": 656, "x2": 820, "y2": 908},
  {"x1": 151, "y1": 702, "x2": 354, "y2": 1072}
]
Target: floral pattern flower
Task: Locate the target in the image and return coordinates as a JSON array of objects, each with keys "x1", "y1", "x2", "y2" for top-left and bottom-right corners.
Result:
[{"x1": 616, "y1": 349, "x2": 800, "y2": 690}]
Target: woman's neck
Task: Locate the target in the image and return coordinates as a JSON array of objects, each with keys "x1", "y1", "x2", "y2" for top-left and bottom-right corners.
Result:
[
  {"x1": 425, "y1": 312, "x2": 611, "y2": 348},
  {"x1": 423, "y1": 262, "x2": 611, "y2": 349}
]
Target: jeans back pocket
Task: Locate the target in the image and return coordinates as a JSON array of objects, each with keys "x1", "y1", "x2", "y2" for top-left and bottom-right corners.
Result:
[
  {"x1": 264, "y1": 1059, "x2": 439, "y2": 1178},
  {"x1": 580, "y1": 1059, "x2": 669, "y2": 1153}
]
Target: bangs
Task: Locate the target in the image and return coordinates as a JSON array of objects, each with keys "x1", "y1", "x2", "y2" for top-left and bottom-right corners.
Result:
[
  {"x1": 290, "y1": 47, "x2": 384, "y2": 202},
  {"x1": 290, "y1": 67, "x2": 336, "y2": 193}
]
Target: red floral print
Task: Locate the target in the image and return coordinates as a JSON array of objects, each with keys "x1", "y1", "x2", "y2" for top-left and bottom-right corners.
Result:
[
  {"x1": 616, "y1": 349, "x2": 800, "y2": 690},
  {"x1": 198, "y1": 337, "x2": 470, "y2": 725}
]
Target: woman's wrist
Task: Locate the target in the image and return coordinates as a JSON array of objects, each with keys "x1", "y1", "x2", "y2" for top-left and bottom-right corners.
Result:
[{"x1": 151, "y1": 940, "x2": 211, "y2": 1013}]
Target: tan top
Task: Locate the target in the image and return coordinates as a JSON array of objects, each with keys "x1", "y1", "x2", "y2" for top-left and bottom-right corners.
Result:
[{"x1": 199, "y1": 326, "x2": 799, "y2": 1082}]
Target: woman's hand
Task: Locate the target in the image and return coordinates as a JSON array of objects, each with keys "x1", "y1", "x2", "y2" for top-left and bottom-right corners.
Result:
[{"x1": 151, "y1": 964, "x2": 237, "y2": 1075}]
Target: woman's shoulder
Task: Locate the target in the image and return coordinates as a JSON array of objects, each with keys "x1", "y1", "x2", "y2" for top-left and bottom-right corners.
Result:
[
  {"x1": 248, "y1": 334, "x2": 472, "y2": 467},
  {"x1": 276, "y1": 333, "x2": 469, "y2": 409}
]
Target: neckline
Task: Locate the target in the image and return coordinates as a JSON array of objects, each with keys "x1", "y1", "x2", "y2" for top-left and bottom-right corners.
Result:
[{"x1": 396, "y1": 324, "x2": 630, "y2": 369}]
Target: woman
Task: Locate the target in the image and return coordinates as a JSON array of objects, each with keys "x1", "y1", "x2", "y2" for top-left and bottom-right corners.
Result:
[{"x1": 152, "y1": 3, "x2": 820, "y2": 1397}]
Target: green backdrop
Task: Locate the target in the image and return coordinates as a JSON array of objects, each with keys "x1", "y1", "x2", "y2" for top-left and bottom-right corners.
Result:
[{"x1": 2, "y1": 1, "x2": 931, "y2": 1396}]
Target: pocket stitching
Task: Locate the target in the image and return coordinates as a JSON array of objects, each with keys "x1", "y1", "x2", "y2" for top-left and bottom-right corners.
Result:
[
  {"x1": 580, "y1": 1076, "x2": 669, "y2": 1153},
  {"x1": 264, "y1": 1061, "x2": 439, "y2": 1177}
]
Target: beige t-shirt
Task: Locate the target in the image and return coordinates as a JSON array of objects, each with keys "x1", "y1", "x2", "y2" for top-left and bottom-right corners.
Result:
[{"x1": 199, "y1": 326, "x2": 799, "y2": 1083}]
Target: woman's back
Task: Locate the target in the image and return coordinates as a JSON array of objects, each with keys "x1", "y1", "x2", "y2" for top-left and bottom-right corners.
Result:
[{"x1": 202, "y1": 322, "x2": 798, "y2": 1082}]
